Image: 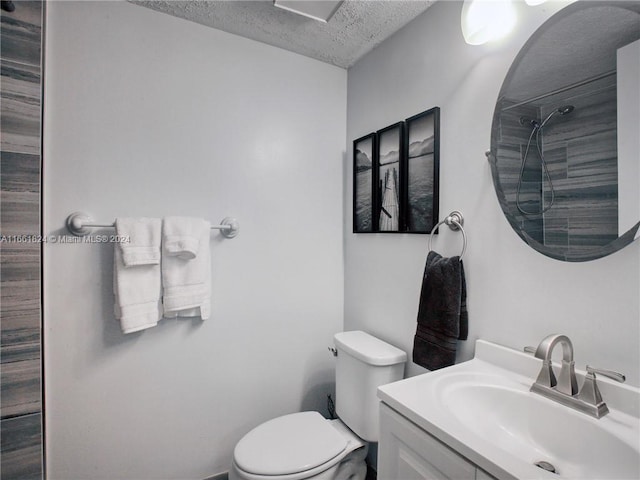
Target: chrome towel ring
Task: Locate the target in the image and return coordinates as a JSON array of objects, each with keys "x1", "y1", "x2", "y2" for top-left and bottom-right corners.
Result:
[{"x1": 428, "y1": 210, "x2": 467, "y2": 260}]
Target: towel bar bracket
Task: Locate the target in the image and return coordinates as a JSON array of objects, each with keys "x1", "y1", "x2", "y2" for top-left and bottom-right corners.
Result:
[
  {"x1": 219, "y1": 217, "x2": 239, "y2": 238},
  {"x1": 66, "y1": 212, "x2": 95, "y2": 237},
  {"x1": 65, "y1": 212, "x2": 240, "y2": 238}
]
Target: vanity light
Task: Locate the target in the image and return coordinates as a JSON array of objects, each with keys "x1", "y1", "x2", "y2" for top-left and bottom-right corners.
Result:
[{"x1": 461, "y1": 0, "x2": 517, "y2": 45}]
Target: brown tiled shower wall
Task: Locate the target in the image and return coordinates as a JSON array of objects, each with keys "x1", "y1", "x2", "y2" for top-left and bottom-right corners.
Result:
[{"x1": 1, "y1": 2, "x2": 44, "y2": 479}]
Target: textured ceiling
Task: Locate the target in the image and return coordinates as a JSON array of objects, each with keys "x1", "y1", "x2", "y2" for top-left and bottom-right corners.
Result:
[{"x1": 130, "y1": 0, "x2": 436, "y2": 68}]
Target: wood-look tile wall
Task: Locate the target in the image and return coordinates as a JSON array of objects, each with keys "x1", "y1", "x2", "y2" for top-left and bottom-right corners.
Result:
[
  {"x1": 1, "y1": 2, "x2": 44, "y2": 479},
  {"x1": 495, "y1": 103, "x2": 544, "y2": 243},
  {"x1": 540, "y1": 83, "x2": 618, "y2": 254},
  {"x1": 496, "y1": 76, "x2": 619, "y2": 258}
]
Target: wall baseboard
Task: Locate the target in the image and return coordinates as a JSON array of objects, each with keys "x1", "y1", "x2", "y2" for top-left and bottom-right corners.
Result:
[{"x1": 203, "y1": 472, "x2": 228, "y2": 480}]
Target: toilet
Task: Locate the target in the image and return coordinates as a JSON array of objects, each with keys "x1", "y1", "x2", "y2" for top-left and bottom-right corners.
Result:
[{"x1": 229, "y1": 331, "x2": 407, "y2": 480}]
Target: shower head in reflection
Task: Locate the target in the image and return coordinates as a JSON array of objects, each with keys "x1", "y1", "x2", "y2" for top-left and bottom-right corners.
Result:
[
  {"x1": 516, "y1": 104, "x2": 576, "y2": 216},
  {"x1": 540, "y1": 104, "x2": 575, "y2": 127},
  {"x1": 519, "y1": 105, "x2": 575, "y2": 129}
]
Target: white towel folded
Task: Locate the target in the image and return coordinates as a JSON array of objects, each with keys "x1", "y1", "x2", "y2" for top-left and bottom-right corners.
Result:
[
  {"x1": 115, "y1": 218, "x2": 162, "y2": 266},
  {"x1": 163, "y1": 216, "x2": 204, "y2": 260},
  {"x1": 162, "y1": 218, "x2": 211, "y2": 320},
  {"x1": 113, "y1": 218, "x2": 162, "y2": 334}
]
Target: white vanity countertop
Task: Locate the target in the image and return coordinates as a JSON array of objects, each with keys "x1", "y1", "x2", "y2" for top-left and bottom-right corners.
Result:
[{"x1": 377, "y1": 339, "x2": 640, "y2": 480}]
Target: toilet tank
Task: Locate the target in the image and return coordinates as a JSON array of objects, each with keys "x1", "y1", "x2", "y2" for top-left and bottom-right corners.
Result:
[{"x1": 333, "y1": 331, "x2": 406, "y2": 442}]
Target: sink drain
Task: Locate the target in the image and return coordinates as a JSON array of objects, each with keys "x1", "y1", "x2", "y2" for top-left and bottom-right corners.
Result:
[{"x1": 534, "y1": 460, "x2": 557, "y2": 474}]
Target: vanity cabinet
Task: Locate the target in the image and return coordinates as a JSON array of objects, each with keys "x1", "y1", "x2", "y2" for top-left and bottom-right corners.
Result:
[{"x1": 378, "y1": 403, "x2": 497, "y2": 480}]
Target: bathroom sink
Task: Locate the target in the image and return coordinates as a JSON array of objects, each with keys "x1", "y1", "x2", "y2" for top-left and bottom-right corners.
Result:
[
  {"x1": 378, "y1": 340, "x2": 640, "y2": 480},
  {"x1": 439, "y1": 374, "x2": 639, "y2": 479}
]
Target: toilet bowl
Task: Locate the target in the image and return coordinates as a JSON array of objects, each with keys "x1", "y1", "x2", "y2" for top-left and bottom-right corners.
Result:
[
  {"x1": 229, "y1": 331, "x2": 406, "y2": 480},
  {"x1": 229, "y1": 412, "x2": 367, "y2": 480}
]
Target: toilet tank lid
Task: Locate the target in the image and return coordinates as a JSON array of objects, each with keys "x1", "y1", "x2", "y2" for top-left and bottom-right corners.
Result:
[{"x1": 334, "y1": 331, "x2": 407, "y2": 366}]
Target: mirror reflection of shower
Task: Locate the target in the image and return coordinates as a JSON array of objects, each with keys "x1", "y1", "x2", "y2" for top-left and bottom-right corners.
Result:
[{"x1": 516, "y1": 105, "x2": 575, "y2": 215}]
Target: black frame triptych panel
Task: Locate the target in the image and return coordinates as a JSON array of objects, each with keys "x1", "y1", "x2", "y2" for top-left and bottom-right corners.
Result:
[
  {"x1": 377, "y1": 122, "x2": 405, "y2": 233},
  {"x1": 353, "y1": 107, "x2": 440, "y2": 234},
  {"x1": 353, "y1": 132, "x2": 377, "y2": 233}
]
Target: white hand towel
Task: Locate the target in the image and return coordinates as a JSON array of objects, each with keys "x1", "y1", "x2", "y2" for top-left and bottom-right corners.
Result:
[
  {"x1": 163, "y1": 216, "x2": 204, "y2": 260},
  {"x1": 115, "y1": 217, "x2": 162, "y2": 266},
  {"x1": 162, "y1": 218, "x2": 211, "y2": 320},
  {"x1": 113, "y1": 218, "x2": 162, "y2": 334}
]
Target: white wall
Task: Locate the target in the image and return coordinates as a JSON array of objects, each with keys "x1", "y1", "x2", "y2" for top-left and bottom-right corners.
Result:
[
  {"x1": 43, "y1": 2, "x2": 346, "y2": 479},
  {"x1": 345, "y1": 1, "x2": 640, "y2": 384}
]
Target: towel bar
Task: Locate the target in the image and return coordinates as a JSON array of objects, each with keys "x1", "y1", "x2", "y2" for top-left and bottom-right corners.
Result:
[
  {"x1": 65, "y1": 212, "x2": 239, "y2": 238},
  {"x1": 428, "y1": 210, "x2": 467, "y2": 260}
]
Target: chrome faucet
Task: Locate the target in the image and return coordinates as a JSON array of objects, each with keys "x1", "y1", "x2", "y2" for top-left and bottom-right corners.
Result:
[
  {"x1": 532, "y1": 334, "x2": 578, "y2": 395},
  {"x1": 528, "y1": 334, "x2": 625, "y2": 419}
]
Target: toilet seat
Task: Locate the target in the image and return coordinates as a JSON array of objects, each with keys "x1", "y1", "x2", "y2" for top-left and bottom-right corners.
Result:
[{"x1": 233, "y1": 412, "x2": 348, "y2": 476}]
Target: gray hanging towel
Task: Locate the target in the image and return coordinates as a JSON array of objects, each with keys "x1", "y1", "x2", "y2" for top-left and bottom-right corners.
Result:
[{"x1": 413, "y1": 251, "x2": 468, "y2": 371}]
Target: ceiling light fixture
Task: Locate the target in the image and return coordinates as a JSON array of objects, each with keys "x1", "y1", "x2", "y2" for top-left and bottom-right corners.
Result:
[
  {"x1": 273, "y1": 0, "x2": 343, "y2": 23},
  {"x1": 461, "y1": 0, "x2": 517, "y2": 45}
]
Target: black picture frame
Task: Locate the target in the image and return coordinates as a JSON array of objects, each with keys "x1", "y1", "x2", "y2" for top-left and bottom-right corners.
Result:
[
  {"x1": 353, "y1": 132, "x2": 377, "y2": 233},
  {"x1": 376, "y1": 122, "x2": 405, "y2": 233},
  {"x1": 404, "y1": 107, "x2": 440, "y2": 233}
]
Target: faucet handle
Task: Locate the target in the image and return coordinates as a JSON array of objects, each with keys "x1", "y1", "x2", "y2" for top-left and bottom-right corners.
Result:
[
  {"x1": 577, "y1": 366, "x2": 626, "y2": 418},
  {"x1": 586, "y1": 366, "x2": 626, "y2": 383}
]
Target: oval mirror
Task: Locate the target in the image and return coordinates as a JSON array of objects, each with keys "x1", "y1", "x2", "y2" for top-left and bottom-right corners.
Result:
[{"x1": 489, "y1": 1, "x2": 640, "y2": 262}]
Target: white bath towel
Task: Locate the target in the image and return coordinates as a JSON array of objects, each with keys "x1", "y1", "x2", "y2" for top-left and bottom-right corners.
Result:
[
  {"x1": 163, "y1": 216, "x2": 204, "y2": 260},
  {"x1": 115, "y1": 217, "x2": 162, "y2": 266},
  {"x1": 162, "y1": 218, "x2": 211, "y2": 319},
  {"x1": 113, "y1": 218, "x2": 162, "y2": 334}
]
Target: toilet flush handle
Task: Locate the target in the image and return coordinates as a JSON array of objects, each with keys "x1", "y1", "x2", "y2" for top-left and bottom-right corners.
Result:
[{"x1": 328, "y1": 347, "x2": 338, "y2": 357}]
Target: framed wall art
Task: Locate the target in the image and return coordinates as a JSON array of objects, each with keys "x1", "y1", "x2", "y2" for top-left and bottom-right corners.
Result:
[
  {"x1": 352, "y1": 106, "x2": 439, "y2": 234},
  {"x1": 353, "y1": 132, "x2": 377, "y2": 233},
  {"x1": 376, "y1": 122, "x2": 405, "y2": 232},
  {"x1": 404, "y1": 107, "x2": 440, "y2": 233}
]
